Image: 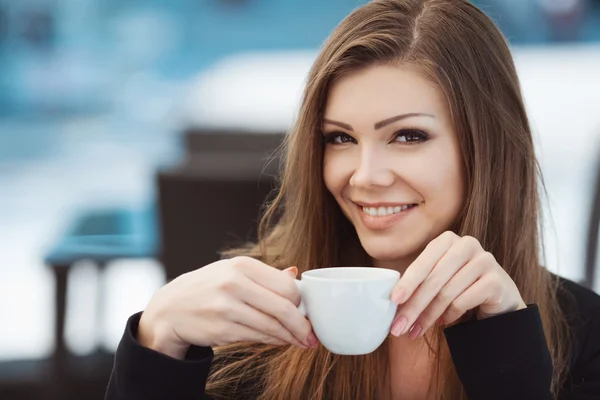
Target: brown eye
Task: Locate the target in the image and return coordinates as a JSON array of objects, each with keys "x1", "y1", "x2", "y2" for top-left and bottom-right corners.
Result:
[
  {"x1": 394, "y1": 129, "x2": 429, "y2": 143},
  {"x1": 324, "y1": 132, "x2": 356, "y2": 144}
]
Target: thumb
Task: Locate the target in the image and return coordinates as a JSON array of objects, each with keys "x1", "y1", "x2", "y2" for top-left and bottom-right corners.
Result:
[{"x1": 283, "y1": 266, "x2": 298, "y2": 278}]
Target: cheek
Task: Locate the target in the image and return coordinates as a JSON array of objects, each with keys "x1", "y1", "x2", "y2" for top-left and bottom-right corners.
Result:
[
  {"x1": 425, "y1": 149, "x2": 465, "y2": 214},
  {"x1": 323, "y1": 152, "x2": 352, "y2": 196},
  {"x1": 410, "y1": 146, "x2": 464, "y2": 213}
]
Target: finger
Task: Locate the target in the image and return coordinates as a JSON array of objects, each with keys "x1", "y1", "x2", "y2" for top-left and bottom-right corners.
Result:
[
  {"x1": 231, "y1": 257, "x2": 301, "y2": 304},
  {"x1": 440, "y1": 276, "x2": 493, "y2": 325},
  {"x1": 226, "y1": 322, "x2": 289, "y2": 347},
  {"x1": 236, "y1": 275, "x2": 312, "y2": 346},
  {"x1": 283, "y1": 266, "x2": 298, "y2": 278},
  {"x1": 390, "y1": 231, "x2": 459, "y2": 305},
  {"x1": 390, "y1": 236, "x2": 482, "y2": 337},
  {"x1": 230, "y1": 303, "x2": 308, "y2": 348},
  {"x1": 410, "y1": 259, "x2": 481, "y2": 337}
]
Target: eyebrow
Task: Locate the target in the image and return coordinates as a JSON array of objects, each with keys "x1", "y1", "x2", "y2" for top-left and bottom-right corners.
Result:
[{"x1": 322, "y1": 113, "x2": 435, "y2": 131}]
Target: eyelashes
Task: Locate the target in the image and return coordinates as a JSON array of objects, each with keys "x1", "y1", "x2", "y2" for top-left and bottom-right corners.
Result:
[
  {"x1": 323, "y1": 132, "x2": 356, "y2": 144},
  {"x1": 322, "y1": 129, "x2": 430, "y2": 145},
  {"x1": 394, "y1": 129, "x2": 430, "y2": 143}
]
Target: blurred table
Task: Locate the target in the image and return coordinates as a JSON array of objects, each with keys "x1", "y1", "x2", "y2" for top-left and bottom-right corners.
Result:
[{"x1": 44, "y1": 206, "x2": 157, "y2": 397}]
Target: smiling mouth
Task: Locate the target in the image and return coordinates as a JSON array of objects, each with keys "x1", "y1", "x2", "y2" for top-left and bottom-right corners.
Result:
[{"x1": 360, "y1": 204, "x2": 418, "y2": 217}]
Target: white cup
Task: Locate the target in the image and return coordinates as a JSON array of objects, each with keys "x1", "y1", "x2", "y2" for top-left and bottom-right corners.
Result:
[{"x1": 295, "y1": 267, "x2": 400, "y2": 355}]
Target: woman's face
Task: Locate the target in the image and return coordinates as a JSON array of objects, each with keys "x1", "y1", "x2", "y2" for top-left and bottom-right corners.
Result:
[{"x1": 322, "y1": 64, "x2": 465, "y2": 269}]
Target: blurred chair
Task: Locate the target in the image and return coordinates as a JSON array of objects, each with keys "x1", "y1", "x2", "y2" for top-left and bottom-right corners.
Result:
[
  {"x1": 44, "y1": 206, "x2": 158, "y2": 399},
  {"x1": 40, "y1": 127, "x2": 283, "y2": 398},
  {"x1": 584, "y1": 146, "x2": 600, "y2": 291},
  {"x1": 157, "y1": 129, "x2": 284, "y2": 280}
]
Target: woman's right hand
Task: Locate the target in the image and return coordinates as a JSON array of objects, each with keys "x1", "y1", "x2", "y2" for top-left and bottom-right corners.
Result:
[{"x1": 137, "y1": 256, "x2": 318, "y2": 359}]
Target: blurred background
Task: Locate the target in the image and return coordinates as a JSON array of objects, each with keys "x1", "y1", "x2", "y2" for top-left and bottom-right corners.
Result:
[{"x1": 0, "y1": 0, "x2": 599, "y2": 399}]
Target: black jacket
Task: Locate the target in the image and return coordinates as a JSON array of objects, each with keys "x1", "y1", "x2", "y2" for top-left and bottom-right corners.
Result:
[{"x1": 105, "y1": 278, "x2": 600, "y2": 399}]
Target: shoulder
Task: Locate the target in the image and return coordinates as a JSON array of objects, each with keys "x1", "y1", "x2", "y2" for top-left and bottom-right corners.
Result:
[
  {"x1": 555, "y1": 277, "x2": 600, "y2": 370},
  {"x1": 556, "y1": 277, "x2": 600, "y2": 329}
]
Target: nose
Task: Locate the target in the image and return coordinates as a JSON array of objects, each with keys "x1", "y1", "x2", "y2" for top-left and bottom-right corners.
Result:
[{"x1": 349, "y1": 149, "x2": 395, "y2": 188}]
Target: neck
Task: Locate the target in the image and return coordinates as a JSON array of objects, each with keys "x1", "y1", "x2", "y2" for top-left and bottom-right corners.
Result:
[
  {"x1": 388, "y1": 331, "x2": 431, "y2": 351},
  {"x1": 373, "y1": 257, "x2": 415, "y2": 274},
  {"x1": 387, "y1": 333, "x2": 436, "y2": 399}
]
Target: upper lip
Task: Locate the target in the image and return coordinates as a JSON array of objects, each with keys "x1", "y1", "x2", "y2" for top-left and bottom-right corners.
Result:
[{"x1": 353, "y1": 201, "x2": 418, "y2": 208}]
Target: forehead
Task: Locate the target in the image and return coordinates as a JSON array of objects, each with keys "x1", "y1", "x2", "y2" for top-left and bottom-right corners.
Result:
[{"x1": 324, "y1": 64, "x2": 448, "y2": 122}]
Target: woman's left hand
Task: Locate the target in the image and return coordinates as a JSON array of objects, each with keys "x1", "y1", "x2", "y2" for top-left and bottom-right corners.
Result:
[{"x1": 389, "y1": 231, "x2": 527, "y2": 339}]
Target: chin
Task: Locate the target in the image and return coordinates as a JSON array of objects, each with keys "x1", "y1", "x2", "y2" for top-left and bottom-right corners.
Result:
[{"x1": 358, "y1": 234, "x2": 423, "y2": 265}]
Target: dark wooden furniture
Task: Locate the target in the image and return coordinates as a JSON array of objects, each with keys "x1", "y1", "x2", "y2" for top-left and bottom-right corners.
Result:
[{"x1": 157, "y1": 129, "x2": 285, "y2": 280}]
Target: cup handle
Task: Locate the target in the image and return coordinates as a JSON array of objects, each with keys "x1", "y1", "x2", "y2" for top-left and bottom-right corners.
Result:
[{"x1": 294, "y1": 280, "x2": 307, "y2": 317}]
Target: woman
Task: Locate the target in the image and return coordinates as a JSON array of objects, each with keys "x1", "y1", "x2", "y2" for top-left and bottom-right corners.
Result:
[{"x1": 106, "y1": 0, "x2": 600, "y2": 399}]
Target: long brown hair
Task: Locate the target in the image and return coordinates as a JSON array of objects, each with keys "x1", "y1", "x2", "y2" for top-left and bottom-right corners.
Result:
[{"x1": 207, "y1": 0, "x2": 570, "y2": 398}]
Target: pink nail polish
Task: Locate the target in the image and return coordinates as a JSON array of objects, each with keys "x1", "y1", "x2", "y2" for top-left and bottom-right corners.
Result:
[
  {"x1": 391, "y1": 316, "x2": 408, "y2": 336},
  {"x1": 307, "y1": 332, "x2": 319, "y2": 347},
  {"x1": 408, "y1": 323, "x2": 422, "y2": 339}
]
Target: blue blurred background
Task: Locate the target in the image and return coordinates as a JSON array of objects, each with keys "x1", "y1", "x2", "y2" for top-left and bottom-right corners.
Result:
[{"x1": 1, "y1": 1, "x2": 599, "y2": 399}]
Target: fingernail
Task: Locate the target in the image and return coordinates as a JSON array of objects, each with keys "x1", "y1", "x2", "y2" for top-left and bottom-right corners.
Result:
[
  {"x1": 284, "y1": 266, "x2": 298, "y2": 278},
  {"x1": 390, "y1": 316, "x2": 408, "y2": 337},
  {"x1": 437, "y1": 317, "x2": 445, "y2": 326},
  {"x1": 391, "y1": 288, "x2": 406, "y2": 305},
  {"x1": 307, "y1": 332, "x2": 319, "y2": 347},
  {"x1": 408, "y1": 323, "x2": 422, "y2": 340}
]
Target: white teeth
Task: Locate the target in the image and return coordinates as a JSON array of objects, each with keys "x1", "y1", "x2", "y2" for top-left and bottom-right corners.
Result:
[{"x1": 362, "y1": 204, "x2": 414, "y2": 217}]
